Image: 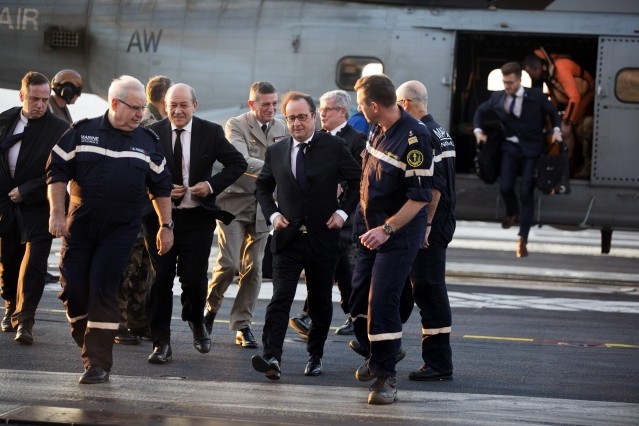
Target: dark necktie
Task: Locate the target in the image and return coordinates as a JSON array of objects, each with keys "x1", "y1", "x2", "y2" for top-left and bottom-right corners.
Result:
[
  {"x1": 261, "y1": 123, "x2": 268, "y2": 136},
  {"x1": 509, "y1": 94, "x2": 517, "y2": 116},
  {"x1": 0, "y1": 132, "x2": 24, "y2": 152},
  {"x1": 295, "y1": 142, "x2": 308, "y2": 190},
  {"x1": 173, "y1": 129, "x2": 184, "y2": 206}
]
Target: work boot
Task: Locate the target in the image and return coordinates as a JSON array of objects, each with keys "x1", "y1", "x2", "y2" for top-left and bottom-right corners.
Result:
[
  {"x1": 368, "y1": 375, "x2": 398, "y2": 405},
  {"x1": 15, "y1": 321, "x2": 34, "y2": 345},
  {"x1": 1, "y1": 305, "x2": 15, "y2": 332}
]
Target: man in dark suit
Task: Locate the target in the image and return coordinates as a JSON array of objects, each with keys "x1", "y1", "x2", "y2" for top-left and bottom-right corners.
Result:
[
  {"x1": 473, "y1": 61, "x2": 562, "y2": 257},
  {"x1": 0, "y1": 71, "x2": 69, "y2": 342},
  {"x1": 289, "y1": 89, "x2": 366, "y2": 338},
  {"x1": 144, "y1": 83, "x2": 247, "y2": 364},
  {"x1": 252, "y1": 91, "x2": 360, "y2": 379}
]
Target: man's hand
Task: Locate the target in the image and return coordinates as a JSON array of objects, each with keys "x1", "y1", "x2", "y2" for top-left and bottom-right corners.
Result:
[
  {"x1": 189, "y1": 182, "x2": 211, "y2": 197},
  {"x1": 272, "y1": 214, "x2": 289, "y2": 231},
  {"x1": 171, "y1": 184, "x2": 187, "y2": 200},
  {"x1": 552, "y1": 128, "x2": 563, "y2": 143},
  {"x1": 475, "y1": 131, "x2": 487, "y2": 144},
  {"x1": 8, "y1": 187, "x2": 22, "y2": 204},
  {"x1": 156, "y1": 228, "x2": 174, "y2": 255},
  {"x1": 359, "y1": 226, "x2": 389, "y2": 251},
  {"x1": 326, "y1": 212, "x2": 344, "y2": 229},
  {"x1": 49, "y1": 213, "x2": 69, "y2": 238},
  {"x1": 421, "y1": 224, "x2": 432, "y2": 248}
]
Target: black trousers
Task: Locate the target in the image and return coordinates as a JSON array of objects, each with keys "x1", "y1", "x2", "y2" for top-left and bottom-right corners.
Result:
[
  {"x1": 410, "y1": 216, "x2": 455, "y2": 373},
  {"x1": 262, "y1": 232, "x2": 337, "y2": 362},
  {"x1": 0, "y1": 236, "x2": 51, "y2": 326},
  {"x1": 301, "y1": 226, "x2": 354, "y2": 316},
  {"x1": 59, "y1": 209, "x2": 139, "y2": 372},
  {"x1": 144, "y1": 207, "x2": 216, "y2": 344},
  {"x1": 350, "y1": 214, "x2": 425, "y2": 377},
  {"x1": 500, "y1": 142, "x2": 537, "y2": 240}
]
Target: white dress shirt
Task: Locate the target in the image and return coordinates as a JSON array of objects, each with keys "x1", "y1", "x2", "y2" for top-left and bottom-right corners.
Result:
[{"x1": 8, "y1": 112, "x2": 28, "y2": 177}]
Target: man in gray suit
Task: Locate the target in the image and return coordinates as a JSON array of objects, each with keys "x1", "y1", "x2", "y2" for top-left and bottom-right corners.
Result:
[{"x1": 205, "y1": 81, "x2": 287, "y2": 348}]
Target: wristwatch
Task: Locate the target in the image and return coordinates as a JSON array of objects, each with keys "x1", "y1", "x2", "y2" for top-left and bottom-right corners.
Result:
[
  {"x1": 161, "y1": 221, "x2": 174, "y2": 230},
  {"x1": 382, "y1": 222, "x2": 395, "y2": 236}
]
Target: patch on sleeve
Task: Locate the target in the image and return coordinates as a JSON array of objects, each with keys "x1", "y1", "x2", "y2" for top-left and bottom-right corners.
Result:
[
  {"x1": 408, "y1": 136, "x2": 419, "y2": 145},
  {"x1": 407, "y1": 150, "x2": 424, "y2": 167}
]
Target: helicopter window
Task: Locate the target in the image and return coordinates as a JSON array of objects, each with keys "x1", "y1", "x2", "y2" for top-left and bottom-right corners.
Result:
[
  {"x1": 615, "y1": 68, "x2": 639, "y2": 103},
  {"x1": 336, "y1": 57, "x2": 384, "y2": 91},
  {"x1": 486, "y1": 68, "x2": 534, "y2": 91}
]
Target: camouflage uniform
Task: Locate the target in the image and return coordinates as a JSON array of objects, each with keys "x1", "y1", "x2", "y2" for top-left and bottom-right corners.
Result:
[
  {"x1": 117, "y1": 106, "x2": 163, "y2": 336},
  {"x1": 118, "y1": 227, "x2": 152, "y2": 333}
]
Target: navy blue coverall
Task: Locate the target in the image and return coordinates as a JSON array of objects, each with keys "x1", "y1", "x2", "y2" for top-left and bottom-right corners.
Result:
[
  {"x1": 350, "y1": 108, "x2": 434, "y2": 377},
  {"x1": 46, "y1": 113, "x2": 172, "y2": 372},
  {"x1": 409, "y1": 114, "x2": 456, "y2": 374}
]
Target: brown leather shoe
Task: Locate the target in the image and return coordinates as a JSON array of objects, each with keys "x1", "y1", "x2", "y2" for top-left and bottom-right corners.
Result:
[
  {"x1": 516, "y1": 237, "x2": 528, "y2": 258},
  {"x1": 501, "y1": 214, "x2": 518, "y2": 229}
]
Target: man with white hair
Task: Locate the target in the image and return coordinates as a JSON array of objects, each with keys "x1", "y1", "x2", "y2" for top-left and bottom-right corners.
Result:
[{"x1": 47, "y1": 75, "x2": 175, "y2": 384}]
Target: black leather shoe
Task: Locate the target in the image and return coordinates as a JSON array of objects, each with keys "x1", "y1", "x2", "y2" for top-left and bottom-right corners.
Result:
[
  {"x1": 148, "y1": 342, "x2": 172, "y2": 364},
  {"x1": 251, "y1": 354, "x2": 281, "y2": 380},
  {"x1": 188, "y1": 321, "x2": 211, "y2": 354},
  {"x1": 44, "y1": 272, "x2": 60, "y2": 284},
  {"x1": 304, "y1": 355, "x2": 323, "y2": 376},
  {"x1": 236, "y1": 327, "x2": 258, "y2": 348},
  {"x1": 78, "y1": 366, "x2": 110, "y2": 384},
  {"x1": 408, "y1": 365, "x2": 453, "y2": 381},
  {"x1": 129, "y1": 327, "x2": 151, "y2": 341},
  {"x1": 114, "y1": 327, "x2": 141, "y2": 345},
  {"x1": 204, "y1": 310, "x2": 216, "y2": 335},
  {"x1": 501, "y1": 213, "x2": 518, "y2": 229},
  {"x1": 15, "y1": 322, "x2": 34, "y2": 345},
  {"x1": 289, "y1": 314, "x2": 311, "y2": 337},
  {"x1": 1, "y1": 307, "x2": 15, "y2": 332},
  {"x1": 335, "y1": 317, "x2": 354, "y2": 335}
]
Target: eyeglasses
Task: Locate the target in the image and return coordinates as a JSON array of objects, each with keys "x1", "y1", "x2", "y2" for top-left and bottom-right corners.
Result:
[
  {"x1": 285, "y1": 113, "x2": 313, "y2": 123},
  {"x1": 396, "y1": 99, "x2": 412, "y2": 105},
  {"x1": 117, "y1": 99, "x2": 147, "y2": 112},
  {"x1": 318, "y1": 107, "x2": 342, "y2": 114}
]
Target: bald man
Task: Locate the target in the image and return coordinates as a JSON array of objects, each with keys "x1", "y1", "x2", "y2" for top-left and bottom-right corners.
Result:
[{"x1": 396, "y1": 80, "x2": 456, "y2": 381}]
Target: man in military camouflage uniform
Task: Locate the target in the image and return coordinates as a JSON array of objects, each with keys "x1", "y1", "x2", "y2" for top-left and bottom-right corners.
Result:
[{"x1": 115, "y1": 75, "x2": 173, "y2": 344}]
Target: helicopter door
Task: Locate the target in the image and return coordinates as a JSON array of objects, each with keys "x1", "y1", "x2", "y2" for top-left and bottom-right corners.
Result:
[{"x1": 592, "y1": 36, "x2": 639, "y2": 188}]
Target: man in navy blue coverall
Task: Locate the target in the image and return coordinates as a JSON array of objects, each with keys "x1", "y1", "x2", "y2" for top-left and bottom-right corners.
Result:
[
  {"x1": 397, "y1": 80, "x2": 456, "y2": 381},
  {"x1": 47, "y1": 75, "x2": 174, "y2": 384},
  {"x1": 349, "y1": 74, "x2": 434, "y2": 405}
]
